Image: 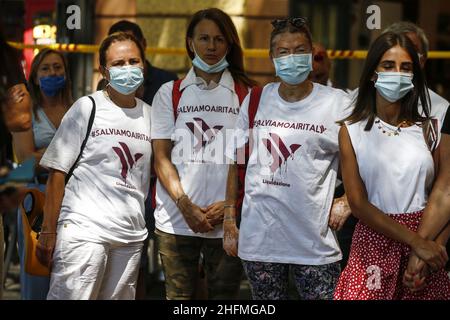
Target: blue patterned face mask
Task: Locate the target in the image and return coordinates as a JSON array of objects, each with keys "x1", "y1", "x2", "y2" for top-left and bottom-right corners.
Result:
[
  {"x1": 191, "y1": 45, "x2": 229, "y2": 74},
  {"x1": 374, "y1": 72, "x2": 414, "y2": 102},
  {"x1": 39, "y1": 75, "x2": 66, "y2": 97},
  {"x1": 273, "y1": 53, "x2": 313, "y2": 85},
  {"x1": 107, "y1": 65, "x2": 144, "y2": 95}
]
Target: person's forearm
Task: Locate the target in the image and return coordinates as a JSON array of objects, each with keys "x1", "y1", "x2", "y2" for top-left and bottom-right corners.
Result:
[
  {"x1": 41, "y1": 170, "x2": 66, "y2": 233},
  {"x1": 416, "y1": 184, "x2": 450, "y2": 241},
  {"x1": 154, "y1": 155, "x2": 186, "y2": 202},
  {"x1": 418, "y1": 134, "x2": 450, "y2": 240},
  {"x1": 435, "y1": 222, "x2": 450, "y2": 246},
  {"x1": 224, "y1": 164, "x2": 238, "y2": 220},
  {"x1": 2, "y1": 84, "x2": 32, "y2": 132}
]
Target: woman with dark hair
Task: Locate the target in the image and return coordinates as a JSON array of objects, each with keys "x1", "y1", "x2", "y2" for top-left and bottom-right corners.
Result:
[
  {"x1": 11, "y1": 48, "x2": 73, "y2": 300},
  {"x1": 36, "y1": 32, "x2": 152, "y2": 300},
  {"x1": 334, "y1": 32, "x2": 450, "y2": 300},
  {"x1": 151, "y1": 7, "x2": 256, "y2": 300},
  {"x1": 223, "y1": 18, "x2": 351, "y2": 300}
]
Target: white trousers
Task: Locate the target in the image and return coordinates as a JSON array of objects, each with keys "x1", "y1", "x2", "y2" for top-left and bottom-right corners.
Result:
[{"x1": 47, "y1": 223, "x2": 143, "y2": 300}]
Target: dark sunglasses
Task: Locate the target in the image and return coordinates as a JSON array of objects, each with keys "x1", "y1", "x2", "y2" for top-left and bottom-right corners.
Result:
[{"x1": 271, "y1": 17, "x2": 308, "y2": 29}]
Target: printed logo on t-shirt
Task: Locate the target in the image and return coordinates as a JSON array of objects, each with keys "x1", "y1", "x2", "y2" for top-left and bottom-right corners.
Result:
[
  {"x1": 257, "y1": 132, "x2": 301, "y2": 188},
  {"x1": 178, "y1": 104, "x2": 239, "y2": 115},
  {"x1": 262, "y1": 133, "x2": 301, "y2": 173},
  {"x1": 186, "y1": 117, "x2": 223, "y2": 152},
  {"x1": 254, "y1": 119, "x2": 327, "y2": 134},
  {"x1": 112, "y1": 142, "x2": 143, "y2": 189}
]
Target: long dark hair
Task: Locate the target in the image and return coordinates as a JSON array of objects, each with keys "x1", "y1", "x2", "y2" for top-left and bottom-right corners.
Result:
[
  {"x1": 28, "y1": 48, "x2": 73, "y2": 119},
  {"x1": 342, "y1": 32, "x2": 430, "y2": 130},
  {"x1": 185, "y1": 8, "x2": 257, "y2": 87}
]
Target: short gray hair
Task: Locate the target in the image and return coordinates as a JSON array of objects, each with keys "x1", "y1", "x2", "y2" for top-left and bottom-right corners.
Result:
[{"x1": 383, "y1": 21, "x2": 429, "y2": 57}]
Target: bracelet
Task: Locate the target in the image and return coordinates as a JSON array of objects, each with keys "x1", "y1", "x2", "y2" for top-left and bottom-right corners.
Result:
[
  {"x1": 176, "y1": 194, "x2": 188, "y2": 206},
  {"x1": 39, "y1": 232, "x2": 57, "y2": 235},
  {"x1": 223, "y1": 204, "x2": 236, "y2": 209},
  {"x1": 223, "y1": 216, "x2": 236, "y2": 221}
]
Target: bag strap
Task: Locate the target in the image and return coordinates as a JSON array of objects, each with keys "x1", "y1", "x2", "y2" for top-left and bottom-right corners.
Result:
[
  {"x1": 234, "y1": 83, "x2": 249, "y2": 105},
  {"x1": 422, "y1": 118, "x2": 438, "y2": 153},
  {"x1": 65, "y1": 96, "x2": 96, "y2": 184},
  {"x1": 248, "y1": 86, "x2": 263, "y2": 129},
  {"x1": 422, "y1": 117, "x2": 440, "y2": 174},
  {"x1": 172, "y1": 79, "x2": 184, "y2": 122}
]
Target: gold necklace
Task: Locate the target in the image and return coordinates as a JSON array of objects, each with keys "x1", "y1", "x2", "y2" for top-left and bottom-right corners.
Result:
[{"x1": 375, "y1": 119, "x2": 411, "y2": 137}]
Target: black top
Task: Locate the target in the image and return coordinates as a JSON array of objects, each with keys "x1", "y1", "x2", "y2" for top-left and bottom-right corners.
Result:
[
  {"x1": 0, "y1": 45, "x2": 25, "y2": 101},
  {"x1": 442, "y1": 106, "x2": 450, "y2": 135},
  {"x1": 142, "y1": 60, "x2": 178, "y2": 106}
]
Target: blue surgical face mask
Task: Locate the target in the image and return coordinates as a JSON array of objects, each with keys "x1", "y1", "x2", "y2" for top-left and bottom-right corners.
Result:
[
  {"x1": 374, "y1": 72, "x2": 414, "y2": 103},
  {"x1": 191, "y1": 45, "x2": 229, "y2": 74},
  {"x1": 273, "y1": 53, "x2": 313, "y2": 85},
  {"x1": 39, "y1": 75, "x2": 66, "y2": 97},
  {"x1": 107, "y1": 65, "x2": 144, "y2": 95}
]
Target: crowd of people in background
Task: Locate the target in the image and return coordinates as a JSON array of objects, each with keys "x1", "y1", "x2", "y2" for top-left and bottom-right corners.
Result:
[{"x1": 1, "y1": 7, "x2": 449, "y2": 300}]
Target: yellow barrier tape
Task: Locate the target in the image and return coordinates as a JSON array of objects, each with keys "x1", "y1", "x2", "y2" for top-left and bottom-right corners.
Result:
[{"x1": 8, "y1": 42, "x2": 450, "y2": 59}]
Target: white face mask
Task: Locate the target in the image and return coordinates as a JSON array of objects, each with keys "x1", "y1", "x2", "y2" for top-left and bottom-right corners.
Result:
[
  {"x1": 272, "y1": 53, "x2": 313, "y2": 85},
  {"x1": 374, "y1": 71, "x2": 414, "y2": 102},
  {"x1": 107, "y1": 65, "x2": 144, "y2": 95},
  {"x1": 191, "y1": 44, "x2": 229, "y2": 74}
]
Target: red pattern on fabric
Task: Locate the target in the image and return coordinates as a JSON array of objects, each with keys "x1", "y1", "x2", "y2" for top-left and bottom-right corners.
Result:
[{"x1": 334, "y1": 211, "x2": 450, "y2": 300}]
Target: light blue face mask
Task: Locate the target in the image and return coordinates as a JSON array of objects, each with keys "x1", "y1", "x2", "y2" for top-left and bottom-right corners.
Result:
[
  {"x1": 107, "y1": 65, "x2": 144, "y2": 95},
  {"x1": 191, "y1": 45, "x2": 229, "y2": 74},
  {"x1": 273, "y1": 53, "x2": 313, "y2": 85},
  {"x1": 374, "y1": 72, "x2": 414, "y2": 103}
]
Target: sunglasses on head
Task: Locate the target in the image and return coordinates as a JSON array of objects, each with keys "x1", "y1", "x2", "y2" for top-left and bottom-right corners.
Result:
[{"x1": 271, "y1": 17, "x2": 308, "y2": 29}]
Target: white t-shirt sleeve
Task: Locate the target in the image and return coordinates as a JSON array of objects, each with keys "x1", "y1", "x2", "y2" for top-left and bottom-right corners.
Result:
[
  {"x1": 151, "y1": 81, "x2": 176, "y2": 140},
  {"x1": 225, "y1": 92, "x2": 251, "y2": 163},
  {"x1": 338, "y1": 90, "x2": 353, "y2": 120},
  {"x1": 39, "y1": 96, "x2": 93, "y2": 173}
]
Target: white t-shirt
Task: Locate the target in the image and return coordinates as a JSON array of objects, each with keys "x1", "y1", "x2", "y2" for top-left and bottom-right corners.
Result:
[
  {"x1": 346, "y1": 117, "x2": 435, "y2": 214},
  {"x1": 226, "y1": 82, "x2": 351, "y2": 265},
  {"x1": 151, "y1": 68, "x2": 242, "y2": 238},
  {"x1": 40, "y1": 90, "x2": 151, "y2": 244}
]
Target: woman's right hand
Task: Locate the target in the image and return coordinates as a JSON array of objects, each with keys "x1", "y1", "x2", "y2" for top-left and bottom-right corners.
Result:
[
  {"x1": 178, "y1": 197, "x2": 214, "y2": 233},
  {"x1": 223, "y1": 219, "x2": 239, "y2": 257},
  {"x1": 36, "y1": 233, "x2": 57, "y2": 269},
  {"x1": 410, "y1": 236, "x2": 448, "y2": 271}
]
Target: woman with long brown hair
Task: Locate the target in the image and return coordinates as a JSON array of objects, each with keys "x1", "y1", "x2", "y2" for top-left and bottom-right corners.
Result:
[
  {"x1": 151, "y1": 7, "x2": 256, "y2": 299},
  {"x1": 334, "y1": 32, "x2": 450, "y2": 300}
]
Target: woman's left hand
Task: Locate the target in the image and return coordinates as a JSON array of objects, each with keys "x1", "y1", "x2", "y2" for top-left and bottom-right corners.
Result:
[
  {"x1": 403, "y1": 253, "x2": 429, "y2": 292},
  {"x1": 329, "y1": 195, "x2": 352, "y2": 231},
  {"x1": 205, "y1": 201, "x2": 226, "y2": 226}
]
